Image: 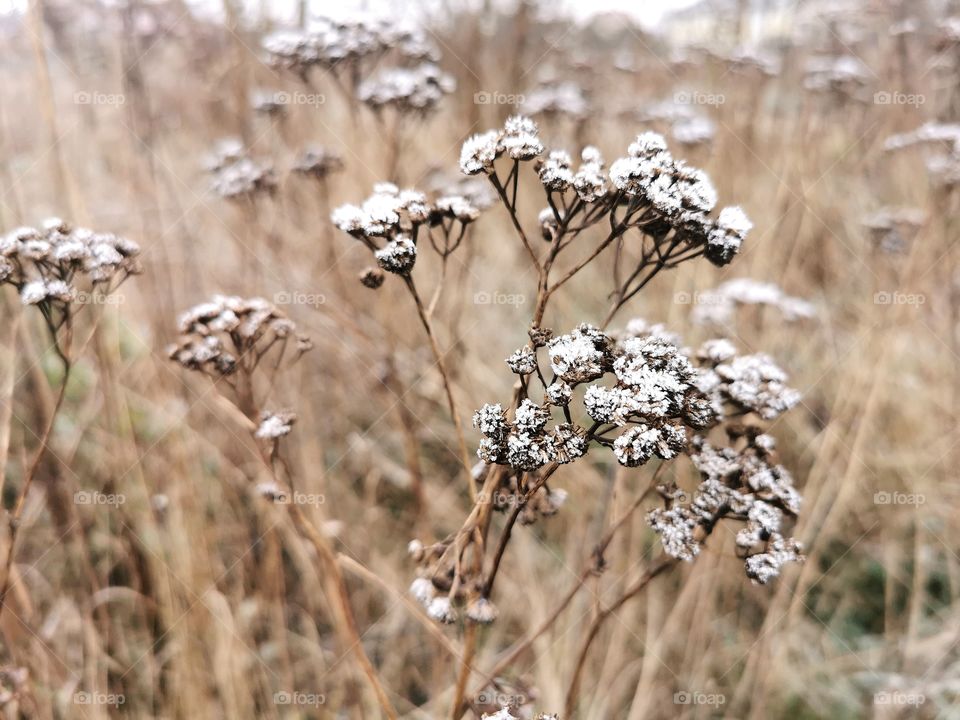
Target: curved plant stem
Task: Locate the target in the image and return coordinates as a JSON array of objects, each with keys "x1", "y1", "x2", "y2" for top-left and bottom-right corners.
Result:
[
  {"x1": 287, "y1": 503, "x2": 399, "y2": 720},
  {"x1": 564, "y1": 556, "x2": 675, "y2": 717},
  {"x1": 403, "y1": 276, "x2": 476, "y2": 502},
  {"x1": 466, "y1": 465, "x2": 664, "y2": 703},
  {"x1": 0, "y1": 348, "x2": 71, "y2": 620},
  {"x1": 451, "y1": 623, "x2": 478, "y2": 720}
]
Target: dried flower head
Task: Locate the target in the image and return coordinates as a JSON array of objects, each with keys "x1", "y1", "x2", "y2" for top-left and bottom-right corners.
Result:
[
  {"x1": 333, "y1": 181, "x2": 483, "y2": 281},
  {"x1": 706, "y1": 206, "x2": 752, "y2": 266},
  {"x1": 251, "y1": 89, "x2": 287, "y2": 116},
  {"x1": 292, "y1": 146, "x2": 343, "y2": 180},
  {"x1": 862, "y1": 207, "x2": 925, "y2": 254},
  {"x1": 168, "y1": 295, "x2": 311, "y2": 377},
  {"x1": 255, "y1": 410, "x2": 297, "y2": 439},
  {"x1": 459, "y1": 115, "x2": 543, "y2": 175},
  {"x1": 648, "y1": 506, "x2": 700, "y2": 561},
  {"x1": 691, "y1": 278, "x2": 815, "y2": 326},
  {"x1": 465, "y1": 597, "x2": 499, "y2": 624},
  {"x1": 263, "y1": 15, "x2": 438, "y2": 80},
  {"x1": 524, "y1": 80, "x2": 590, "y2": 119},
  {"x1": 506, "y1": 346, "x2": 538, "y2": 375},
  {"x1": 359, "y1": 267, "x2": 386, "y2": 289},
  {"x1": 358, "y1": 63, "x2": 455, "y2": 114},
  {"x1": 1, "y1": 219, "x2": 141, "y2": 314},
  {"x1": 207, "y1": 143, "x2": 277, "y2": 201}
]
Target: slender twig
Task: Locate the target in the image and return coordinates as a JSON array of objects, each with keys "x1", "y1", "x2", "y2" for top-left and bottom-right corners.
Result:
[
  {"x1": 0, "y1": 327, "x2": 72, "y2": 620},
  {"x1": 489, "y1": 172, "x2": 539, "y2": 269},
  {"x1": 564, "y1": 556, "x2": 676, "y2": 717},
  {"x1": 403, "y1": 276, "x2": 476, "y2": 501}
]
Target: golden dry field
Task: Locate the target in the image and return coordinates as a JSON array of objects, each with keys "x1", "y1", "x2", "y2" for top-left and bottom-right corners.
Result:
[{"x1": 0, "y1": 1, "x2": 957, "y2": 718}]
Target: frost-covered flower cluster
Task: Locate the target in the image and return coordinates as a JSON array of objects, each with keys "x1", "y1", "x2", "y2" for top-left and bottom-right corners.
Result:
[
  {"x1": 475, "y1": 323, "x2": 800, "y2": 474},
  {"x1": 885, "y1": 123, "x2": 960, "y2": 189},
  {"x1": 358, "y1": 63, "x2": 455, "y2": 114},
  {"x1": 523, "y1": 80, "x2": 590, "y2": 119},
  {"x1": 803, "y1": 55, "x2": 872, "y2": 96},
  {"x1": 205, "y1": 141, "x2": 277, "y2": 200},
  {"x1": 251, "y1": 89, "x2": 288, "y2": 117},
  {"x1": 407, "y1": 539, "x2": 502, "y2": 625},
  {"x1": 212, "y1": 158, "x2": 278, "y2": 200},
  {"x1": 923, "y1": 150, "x2": 960, "y2": 188},
  {"x1": 263, "y1": 14, "x2": 437, "y2": 79},
  {"x1": 473, "y1": 399, "x2": 588, "y2": 471},
  {"x1": 292, "y1": 146, "x2": 343, "y2": 180},
  {"x1": 695, "y1": 340, "x2": 802, "y2": 420},
  {"x1": 690, "y1": 278, "x2": 816, "y2": 326},
  {"x1": 606, "y1": 132, "x2": 751, "y2": 266},
  {"x1": 168, "y1": 295, "x2": 312, "y2": 376},
  {"x1": 0, "y1": 218, "x2": 141, "y2": 310},
  {"x1": 701, "y1": 45, "x2": 781, "y2": 77},
  {"x1": 204, "y1": 137, "x2": 246, "y2": 171},
  {"x1": 467, "y1": 322, "x2": 803, "y2": 583},
  {"x1": 536, "y1": 147, "x2": 610, "y2": 203},
  {"x1": 609, "y1": 131, "x2": 714, "y2": 215},
  {"x1": 671, "y1": 116, "x2": 717, "y2": 147},
  {"x1": 628, "y1": 100, "x2": 716, "y2": 147},
  {"x1": 332, "y1": 182, "x2": 483, "y2": 277},
  {"x1": 884, "y1": 122, "x2": 960, "y2": 152},
  {"x1": 648, "y1": 431, "x2": 803, "y2": 583},
  {"x1": 460, "y1": 115, "x2": 545, "y2": 175},
  {"x1": 862, "y1": 207, "x2": 925, "y2": 254},
  {"x1": 255, "y1": 410, "x2": 297, "y2": 440}
]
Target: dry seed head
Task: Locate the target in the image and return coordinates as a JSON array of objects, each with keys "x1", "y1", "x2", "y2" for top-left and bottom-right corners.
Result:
[
  {"x1": 375, "y1": 235, "x2": 417, "y2": 275},
  {"x1": 1, "y1": 219, "x2": 141, "y2": 309},
  {"x1": 505, "y1": 346, "x2": 537, "y2": 375},
  {"x1": 255, "y1": 411, "x2": 297, "y2": 439},
  {"x1": 292, "y1": 146, "x2": 343, "y2": 179},
  {"x1": 524, "y1": 80, "x2": 589, "y2": 118},
  {"x1": 465, "y1": 597, "x2": 498, "y2": 624},
  {"x1": 358, "y1": 63, "x2": 455, "y2": 114},
  {"x1": 359, "y1": 267, "x2": 385, "y2": 289},
  {"x1": 426, "y1": 596, "x2": 457, "y2": 624}
]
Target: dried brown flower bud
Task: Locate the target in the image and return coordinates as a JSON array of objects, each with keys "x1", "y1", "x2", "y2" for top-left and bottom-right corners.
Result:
[{"x1": 360, "y1": 267, "x2": 385, "y2": 289}]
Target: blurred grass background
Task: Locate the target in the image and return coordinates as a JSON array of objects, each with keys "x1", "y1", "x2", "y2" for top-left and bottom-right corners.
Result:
[{"x1": 0, "y1": 0, "x2": 957, "y2": 718}]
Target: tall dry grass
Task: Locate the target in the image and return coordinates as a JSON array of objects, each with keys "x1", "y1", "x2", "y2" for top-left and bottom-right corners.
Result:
[{"x1": 0, "y1": 0, "x2": 957, "y2": 718}]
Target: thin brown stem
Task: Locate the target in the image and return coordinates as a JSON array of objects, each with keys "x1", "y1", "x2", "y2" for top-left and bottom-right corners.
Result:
[
  {"x1": 564, "y1": 556, "x2": 675, "y2": 717},
  {"x1": 0, "y1": 343, "x2": 71, "y2": 620},
  {"x1": 489, "y1": 172, "x2": 540, "y2": 269},
  {"x1": 288, "y1": 503, "x2": 399, "y2": 720},
  {"x1": 403, "y1": 276, "x2": 476, "y2": 501}
]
